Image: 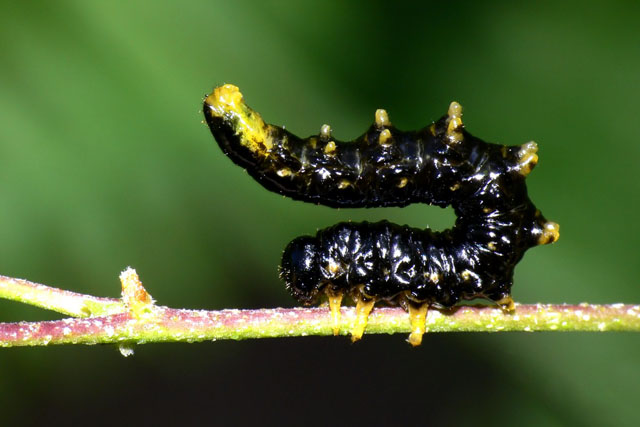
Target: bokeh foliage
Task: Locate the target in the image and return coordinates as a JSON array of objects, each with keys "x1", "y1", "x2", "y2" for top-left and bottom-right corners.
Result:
[{"x1": 0, "y1": 1, "x2": 638, "y2": 425}]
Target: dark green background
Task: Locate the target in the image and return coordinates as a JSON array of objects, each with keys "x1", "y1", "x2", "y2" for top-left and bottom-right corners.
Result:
[{"x1": 1, "y1": 1, "x2": 638, "y2": 425}]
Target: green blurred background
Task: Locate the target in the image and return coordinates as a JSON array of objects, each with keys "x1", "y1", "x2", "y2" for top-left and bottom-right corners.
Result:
[{"x1": 1, "y1": 1, "x2": 639, "y2": 425}]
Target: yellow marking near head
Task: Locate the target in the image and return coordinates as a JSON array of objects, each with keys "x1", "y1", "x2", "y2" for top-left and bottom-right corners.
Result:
[
  {"x1": 446, "y1": 101, "x2": 464, "y2": 143},
  {"x1": 326, "y1": 288, "x2": 343, "y2": 336},
  {"x1": 351, "y1": 293, "x2": 375, "y2": 342},
  {"x1": 379, "y1": 129, "x2": 392, "y2": 146},
  {"x1": 408, "y1": 303, "x2": 429, "y2": 346},
  {"x1": 205, "y1": 84, "x2": 273, "y2": 154},
  {"x1": 538, "y1": 221, "x2": 560, "y2": 245},
  {"x1": 516, "y1": 141, "x2": 539, "y2": 176},
  {"x1": 375, "y1": 109, "x2": 391, "y2": 128}
]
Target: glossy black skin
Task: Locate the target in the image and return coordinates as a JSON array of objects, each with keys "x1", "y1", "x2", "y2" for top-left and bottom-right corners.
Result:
[{"x1": 204, "y1": 104, "x2": 552, "y2": 308}]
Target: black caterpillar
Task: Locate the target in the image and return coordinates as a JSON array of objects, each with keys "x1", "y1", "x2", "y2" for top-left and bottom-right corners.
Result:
[{"x1": 203, "y1": 84, "x2": 559, "y2": 345}]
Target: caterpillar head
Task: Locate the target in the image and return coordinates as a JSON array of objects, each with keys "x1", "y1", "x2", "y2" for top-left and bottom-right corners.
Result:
[
  {"x1": 203, "y1": 84, "x2": 273, "y2": 162},
  {"x1": 280, "y1": 236, "x2": 322, "y2": 305}
]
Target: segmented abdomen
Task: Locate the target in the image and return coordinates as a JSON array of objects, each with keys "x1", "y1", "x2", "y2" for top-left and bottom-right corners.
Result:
[{"x1": 281, "y1": 221, "x2": 515, "y2": 309}]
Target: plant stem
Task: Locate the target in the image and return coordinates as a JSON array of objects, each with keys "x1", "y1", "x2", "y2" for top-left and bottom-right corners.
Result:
[
  {"x1": 0, "y1": 274, "x2": 123, "y2": 317},
  {"x1": 0, "y1": 270, "x2": 639, "y2": 349}
]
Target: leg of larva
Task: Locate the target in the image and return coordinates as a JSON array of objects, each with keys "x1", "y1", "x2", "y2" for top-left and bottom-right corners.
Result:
[
  {"x1": 497, "y1": 295, "x2": 516, "y2": 313},
  {"x1": 351, "y1": 292, "x2": 376, "y2": 342},
  {"x1": 408, "y1": 302, "x2": 429, "y2": 347},
  {"x1": 325, "y1": 287, "x2": 343, "y2": 336}
]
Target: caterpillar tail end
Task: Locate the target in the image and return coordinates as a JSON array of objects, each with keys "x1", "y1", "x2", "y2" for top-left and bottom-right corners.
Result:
[
  {"x1": 203, "y1": 84, "x2": 272, "y2": 155},
  {"x1": 407, "y1": 303, "x2": 429, "y2": 347}
]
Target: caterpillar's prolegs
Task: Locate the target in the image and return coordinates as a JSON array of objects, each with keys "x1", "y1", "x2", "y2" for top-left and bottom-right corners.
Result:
[
  {"x1": 497, "y1": 296, "x2": 516, "y2": 313},
  {"x1": 351, "y1": 292, "x2": 376, "y2": 342},
  {"x1": 326, "y1": 287, "x2": 343, "y2": 336}
]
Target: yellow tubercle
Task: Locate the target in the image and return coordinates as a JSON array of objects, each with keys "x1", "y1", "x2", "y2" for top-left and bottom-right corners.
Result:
[
  {"x1": 446, "y1": 101, "x2": 464, "y2": 143},
  {"x1": 205, "y1": 84, "x2": 273, "y2": 155},
  {"x1": 320, "y1": 124, "x2": 332, "y2": 139},
  {"x1": 324, "y1": 140, "x2": 337, "y2": 155},
  {"x1": 375, "y1": 109, "x2": 391, "y2": 128},
  {"x1": 516, "y1": 141, "x2": 539, "y2": 176},
  {"x1": 538, "y1": 221, "x2": 560, "y2": 245},
  {"x1": 407, "y1": 303, "x2": 429, "y2": 346},
  {"x1": 379, "y1": 129, "x2": 392, "y2": 146}
]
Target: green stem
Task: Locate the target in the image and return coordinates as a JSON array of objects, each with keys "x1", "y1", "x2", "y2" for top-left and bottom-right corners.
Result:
[
  {"x1": 0, "y1": 271, "x2": 638, "y2": 350},
  {"x1": 0, "y1": 274, "x2": 123, "y2": 317}
]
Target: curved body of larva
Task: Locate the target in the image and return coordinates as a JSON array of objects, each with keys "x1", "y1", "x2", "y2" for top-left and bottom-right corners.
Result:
[{"x1": 203, "y1": 84, "x2": 559, "y2": 345}]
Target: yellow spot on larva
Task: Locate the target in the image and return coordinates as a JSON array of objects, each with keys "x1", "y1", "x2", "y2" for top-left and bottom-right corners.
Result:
[
  {"x1": 397, "y1": 177, "x2": 408, "y2": 188},
  {"x1": 379, "y1": 129, "x2": 392, "y2": 146},
  {"x1": 327, "y1": 261, "x2": 341, "y2": 275},
  {"x1": 429, "y1": 123, "x2": 436, "y2": 136},
  {"x1": 483, "y1": 207, "x2": 493, "y2": 214},
  {"x1": 277, "y1": 168, "x2": 292, "y2": 177},
  {"x1": 205, "y1": 84, "x2": 273, "y2": 154},
  {"x1": 338, "y1": 180, "x2": 351, "y2": 189},
  {"x1": 429, "y1": 272, "x2": 440, "y2": 284},
  {"x1": 488, "y1": 242, "x2": 497, "y2": 251},
  {"x1": 461, "y1": 270, "x2": 471, "y2": 281},
  {"x1": 320, "y1": 124, "x2": 332, "y2": 139},
  {"x1": 324, "y1": 140, "x2": 337, "y2": 155},
  {"x1": 375, "y1": 109, "x2": 391, "y2": 127},
  {"x1": 450, "y1": 182, "x2": 460, "y2": 191},
  {"x1": 538, "y1": 221, "x2": 560, "y2": 245},
  {"x1": 446, "y1": 101, "x2": 464, "y2": 143}
]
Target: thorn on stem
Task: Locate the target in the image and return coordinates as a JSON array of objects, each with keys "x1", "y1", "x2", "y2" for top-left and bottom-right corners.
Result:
[{"x1": 120, "y1": 267, "x2": 155, "y2": 319}]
